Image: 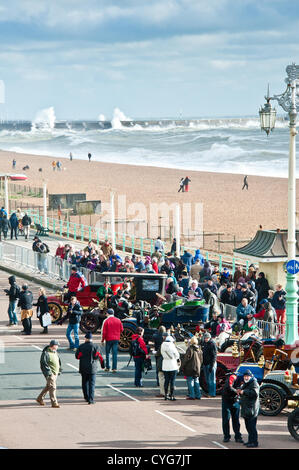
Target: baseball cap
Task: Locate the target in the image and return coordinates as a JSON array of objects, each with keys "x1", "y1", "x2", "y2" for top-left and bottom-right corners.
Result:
[{"x1": 49, "y1": 340, "x2": 59, "y2": 346}]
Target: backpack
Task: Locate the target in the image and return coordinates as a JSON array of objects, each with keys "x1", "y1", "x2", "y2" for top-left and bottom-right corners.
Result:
[
  {"x1": 129, "y1": 338, "x2": 145, "y2": 358},
  {"x1": 43, "y1": 243, "x2": 50, "y2": 254}
]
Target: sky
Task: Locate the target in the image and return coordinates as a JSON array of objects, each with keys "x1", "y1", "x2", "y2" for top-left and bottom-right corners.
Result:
[{"x1": 0, "y1": 0, "x2": 299, "y2": 120}]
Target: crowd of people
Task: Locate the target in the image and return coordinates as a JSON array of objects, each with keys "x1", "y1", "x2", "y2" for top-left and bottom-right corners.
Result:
[{"x1": 5, "y1": 231, "x2": 285, "y2": 448}]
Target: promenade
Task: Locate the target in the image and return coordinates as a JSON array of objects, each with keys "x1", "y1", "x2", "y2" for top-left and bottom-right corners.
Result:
[{"x1": 0, "y1": 234, "x2": 297, "y2": 450}]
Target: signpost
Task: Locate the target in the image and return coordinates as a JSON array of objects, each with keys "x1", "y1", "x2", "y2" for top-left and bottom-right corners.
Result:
[{"x1": 286, "y1": 259, "x2": 299, "y2": 275}]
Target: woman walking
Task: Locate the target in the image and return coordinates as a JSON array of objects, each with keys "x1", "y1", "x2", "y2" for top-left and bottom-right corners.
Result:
[
  {"x1": 161, "y1": 335, "x2": 180, "y2": 401},
  {"x1": 34, "y1": 288, "x2": 50, "y2": 334},
  {"x1": 181, "y1": 336, "x2": 203, "y2": 400}
]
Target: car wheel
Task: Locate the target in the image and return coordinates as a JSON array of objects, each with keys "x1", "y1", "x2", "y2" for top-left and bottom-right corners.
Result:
[
  {"x1": 48, "y1": 302, "x2": 63, "y2": 323},
  {"x1": 79, "y1": 313, "x2": 100, "y2": 334},
  {"x1": 119, "y1": 327, "x2": 135, "y2": 352},
  {"x1": 259, "y1": 384, "x2": 286, "y2": 416},
  {"x1": 288, "y1": 408, "x2": 299, "y2": 441}
]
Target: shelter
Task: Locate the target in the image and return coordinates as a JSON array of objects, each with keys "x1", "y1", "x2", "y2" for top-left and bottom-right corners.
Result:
[{"x1": 234, "y1": 229, "x2": 299, "y2": 288}]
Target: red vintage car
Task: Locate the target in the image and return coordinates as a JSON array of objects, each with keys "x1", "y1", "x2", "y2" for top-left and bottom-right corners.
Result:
[{"x1": 47, "y1": 278, "x2": 123, "y2": 323}]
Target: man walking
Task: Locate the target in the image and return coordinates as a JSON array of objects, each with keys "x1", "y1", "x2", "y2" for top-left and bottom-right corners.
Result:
[
  {"x1": 75, "y1": 332, "x2": 105, "y2": 404},
  {"x1": 221, "y1": 372, "x2": 244, "y2": 444},
  {"x1": 101, "y1": 308, "x2": 123, "y2": 372},
  {"x1": 60, "y1": 296, "x2": 83, "y2": 351},
  {"x1": 242, "y1": 175, "x2": 248, "y2": 190},
  {"x1": 4, "y1": 275, "x2": 20, "y2": 325},
  {"x1": 36, "y1": 339, "x2": 61, "y2": 408},
  {"x1": 21, "y1": 213, "x2": 32, "y2": 241},
  {"x1": 202, "y1": 332, "x2": 217, "y2": 397},
  {"x1": 237, "y1": 369, "x2": 260, "y2": 448}
]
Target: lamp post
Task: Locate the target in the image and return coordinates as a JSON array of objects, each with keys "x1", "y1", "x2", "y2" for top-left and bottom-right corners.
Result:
[{"x1": 259, "y1": 63, "x2": 299, "y2": 345}]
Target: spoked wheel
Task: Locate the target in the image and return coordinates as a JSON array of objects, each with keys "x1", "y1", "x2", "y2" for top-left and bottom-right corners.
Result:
[
  {"x1": 48, "y1": 302, "x2": 63, "y2": 323},
  {"x1": 79, "y1": 313, "x2": 100, "y2": 334},
  {"x1": 216, "y1": 362, "x2": 228, "y2": 394},
  {"x1": 119, "y1": 327, "x2": 135, "y2": 352},
  {"x1": 288, "y1": 408, "x2": 299, "y2": 441},
  {"x1": 199, "y1": 362, "x2": 228, "y2": 395},
  {"x1": 259, "y1": 385, "x2": 286, "y2": 416}
]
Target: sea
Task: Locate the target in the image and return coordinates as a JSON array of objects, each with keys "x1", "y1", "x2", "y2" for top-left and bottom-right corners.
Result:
[{"x1": 0, "y1": 106, "x2": 294, "y2": 178}]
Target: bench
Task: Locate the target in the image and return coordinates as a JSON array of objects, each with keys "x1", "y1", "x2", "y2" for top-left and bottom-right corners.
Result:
[{"x1": 35, "y1": 223, "x2": 50, "y2": 237}]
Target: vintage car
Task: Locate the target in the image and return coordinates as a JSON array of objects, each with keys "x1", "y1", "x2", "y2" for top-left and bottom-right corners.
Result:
[{"x1": 47, "y1": 271, "x2": 168, "y2": 336}]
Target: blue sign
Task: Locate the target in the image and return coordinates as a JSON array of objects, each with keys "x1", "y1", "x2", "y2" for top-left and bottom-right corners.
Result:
[{"x1": 286, "y1": 259, "x2": 299, "y2": 274}]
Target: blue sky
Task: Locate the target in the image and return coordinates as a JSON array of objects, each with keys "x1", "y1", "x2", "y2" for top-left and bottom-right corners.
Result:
[{"x1": 0, "y1": 0, "x2": 299, "y2": 120}]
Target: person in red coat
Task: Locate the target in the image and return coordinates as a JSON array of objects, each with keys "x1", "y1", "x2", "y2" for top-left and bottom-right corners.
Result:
[
  {"x1": 65, "y1": 266, "x2": 87, "y2": 301},
  {"x1": 101, "y1": 308, "x2": 124, "y2": 372}
]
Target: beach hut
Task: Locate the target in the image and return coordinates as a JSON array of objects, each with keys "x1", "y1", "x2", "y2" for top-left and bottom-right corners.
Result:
[{"x1": 233, "y1": 229, "x2": 299, "y2": 288}]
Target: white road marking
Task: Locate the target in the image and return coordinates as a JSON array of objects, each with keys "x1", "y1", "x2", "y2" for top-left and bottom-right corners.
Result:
[
  {"x1": 13, "y1": 335, "x2": 23, "y2": 341},
  {"x1": 67, "y1": 363, "x2": 79, "y2": 371},
  {"x1": 31, "y1": 345, "x2": 43, "y2": 351},
  {"x1": 212, "y1": 441, "x2": 228, "y2": 449},
  {"x1": 107, "y1": 384, "x2": 140, "y2": 402},
  {"x1": 155, "y1": 410, "x2": 196, "y2": 433}
]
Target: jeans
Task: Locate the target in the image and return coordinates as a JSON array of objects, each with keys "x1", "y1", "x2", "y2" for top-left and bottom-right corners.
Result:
[
  {"x1": 244, "y1": 416, "x2": 258, "y2": 445},
  {"x1": 186, "y1": 376, "x2": 201, "y2": 399},
  {"x1": 222, "y1": 399, "x2": 242, "y2": 440},
  {"x1": 203, "y1": 364, "x2": 217, "y2": 397},
  {"x1": 37, "y1": 254, "x2": 48, "y2": 274},
  {"x1": 164, "y1": 370, "x2": 177, "y2": 397},
  {"x1": 134, "y1": 357, "x2": 144, "y2": 386},
  {"x1": 8, "y1": 300, "x2": 18, "y2": 324},
  {"x1": 66, "y1": 323, "x2": 80, "y2": 349},
  {"x1": 81, "y1": 373, "x2": 96, "y2": 403},
  {"x1": 105, "y1": 340, "x2": 119, "y2": 370},
  {"x1": 10, "y1": 227, "x2": 18, "y2": 239}
]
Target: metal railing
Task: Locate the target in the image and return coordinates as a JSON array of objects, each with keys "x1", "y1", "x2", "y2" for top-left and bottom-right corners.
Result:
[{"x1": 25, "y1": 208, "x2": 257, "y2": 276}]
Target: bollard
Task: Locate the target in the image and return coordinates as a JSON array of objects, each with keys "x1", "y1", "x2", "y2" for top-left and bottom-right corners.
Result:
[
  {"x1": 74, "y1": 223, "x2": 77, "y2": 240},
  {"x1": 59, "y1": 220, "x2": 63, "y2": 237},
  {"x1": 232, "y1": 257, "x2": 236, "y2": 276},
  {"x1": 131, "y1": 236, "x2": 135, "y2": 255},
  {"x1": 66, "y1": 221, "x2": 70, "y2": 239},
  {"x1": 89, "y1": 226, "x2": 92, "y2": 242},
  {"x1": 53, "y1": 219, "x2": 56, "y2": 235},
  {"x1": 123, "y1": 234, "x2": 126, "y2": 252},
  {"x1": 140, "y1": 237, "x2": 144, "y2": 257},
  {"x1": 81, "y1": 225, "x2": 84, "y2": 241}
]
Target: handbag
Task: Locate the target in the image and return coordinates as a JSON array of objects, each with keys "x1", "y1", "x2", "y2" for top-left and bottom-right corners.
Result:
[{"x1": 42, "y1": 312, "x2": 52, "y2": 328}]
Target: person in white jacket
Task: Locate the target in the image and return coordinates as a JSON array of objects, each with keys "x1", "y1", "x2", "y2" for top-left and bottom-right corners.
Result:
[{"x1": 161, "y1": 335, "x2": 180, "y2": 401}]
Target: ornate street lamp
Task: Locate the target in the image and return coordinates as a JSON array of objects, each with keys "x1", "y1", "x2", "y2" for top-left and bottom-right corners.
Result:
[
  {"x1": 260, "y1": 63, "x2": 299, "y2": 345},
  {"x1": 259, "y1": 86, "x2": 276, "y2": 135}
]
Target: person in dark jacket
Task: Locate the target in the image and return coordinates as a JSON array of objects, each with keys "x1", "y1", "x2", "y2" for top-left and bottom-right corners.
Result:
[
  {"x1": 221, "y1": 372, "x2": 244, "y2": 443},
  {"x1": 255, "y1": 272, "x2": 270, "y2": 306},
  {"x1": 220, "y1": 283, "x2": 237, "y2": 306},
  {"x1": 60, "y1": 296, "x2": 83, "y2": 350},
  {"x1": 4, "y1": 275, "x2": 20, "y2": 325},
  {"x1": 202, "y1": 332, "x2": 217, "y2": 397},
  {"x1": 75, "y1": 332, "x2": 105, "y2": 404},
  {"x1": 9, "y1": 212, "x2": 19, "y2": 239},
  {"x1": 237, "y1": 369, "x2": 260, "y2": 448},
  {"x1": 34, "y1": 287, "x2": 50, "y2": 334},
  {"x1": 18, "y1": 284, "x2": 33, "y2": 335},
  {"x1": 204, "y1": 311, "x2": 219, "y2": 338},
  {"x1": 153, "y1": 325, "x2": 167, "y2": 388},
  {"x1": 272, "y1": 284, "x2": 286, "y2": 325},
  {"x1": 36, "y1": 339, "x2": 61, "y2": 408},
  {"x1": 21, "y1": 213, "x2": 31, "y2": 240},
  {"x1": 181, "y1": 336, "x2": 203, "y2": 400},
  {"x1": 170, "y1": 238, "x2": 176, "y2": 254},
  {"x1": 1, "y1": 214, "x2": 9, "y2": 239},
  {"x1": 241, "y1": 283, "x2": 256, "y2": 307}
]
